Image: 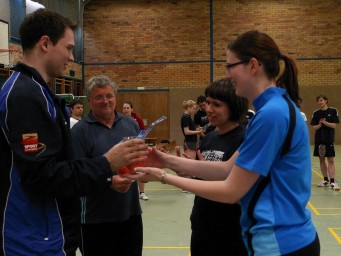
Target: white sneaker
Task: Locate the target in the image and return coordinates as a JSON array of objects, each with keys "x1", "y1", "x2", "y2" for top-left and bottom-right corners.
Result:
[
  {"x1": 317, "y1": 180, "x2": 329, "y2": 187},
  {"x1": 329, "y1": 183, "x2": 340, "y2": 191},
  {"x1": 139, "y1": 193, "x2": 149, "y2": 200}
]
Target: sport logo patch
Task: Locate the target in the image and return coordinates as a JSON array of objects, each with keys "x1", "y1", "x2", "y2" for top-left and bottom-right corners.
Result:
[{"x1": 21, "y1": 133, "x2": 40, "y2": 153}]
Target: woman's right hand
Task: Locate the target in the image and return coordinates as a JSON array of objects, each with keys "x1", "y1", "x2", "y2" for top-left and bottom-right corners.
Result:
[
  {"x1": 123, "y1": 167, "x2": 164, "y2": 183},
  {"x1": 143, "y1": 147, "x2": 168, "y2": 168}
]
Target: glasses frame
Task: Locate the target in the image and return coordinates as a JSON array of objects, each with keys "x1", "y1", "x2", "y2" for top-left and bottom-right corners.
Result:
[{"x1": 225, "y1": 60, "x2": 249, "y2": 71}]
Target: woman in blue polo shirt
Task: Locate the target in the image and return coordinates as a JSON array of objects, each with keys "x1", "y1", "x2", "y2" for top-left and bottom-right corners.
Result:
[{"x1": 126, "y1": 30, "x2": 320, "y2": 256}]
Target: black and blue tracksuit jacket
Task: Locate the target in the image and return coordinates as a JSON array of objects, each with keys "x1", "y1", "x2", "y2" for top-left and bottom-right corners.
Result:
[{"x1": 0, "y1": 62, "x2": 113, "y2": 255}]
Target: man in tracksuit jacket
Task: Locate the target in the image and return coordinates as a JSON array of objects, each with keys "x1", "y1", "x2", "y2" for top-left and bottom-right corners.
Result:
[{"x1": 0, "y1": 9, "x2": 148, "y2": 256}]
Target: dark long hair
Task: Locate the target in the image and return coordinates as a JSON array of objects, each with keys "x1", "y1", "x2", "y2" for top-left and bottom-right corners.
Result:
[{"x1": 228, "y1": 30, "x2": 301, "y2": 107}]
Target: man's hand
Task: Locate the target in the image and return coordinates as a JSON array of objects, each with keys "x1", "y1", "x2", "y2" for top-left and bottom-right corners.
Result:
[{"x1": 104, "y1": 139, "x2": 149, "y2": 171}]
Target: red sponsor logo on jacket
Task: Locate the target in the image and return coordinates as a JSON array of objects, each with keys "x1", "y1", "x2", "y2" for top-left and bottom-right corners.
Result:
[{"x1": 21, "y1": 133, "x2": 39, "y2": 153}]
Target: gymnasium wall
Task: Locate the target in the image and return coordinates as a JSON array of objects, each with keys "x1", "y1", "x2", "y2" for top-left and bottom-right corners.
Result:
[
  {"x1": 83, "y1": 0, "x2": 340, "y2": 87},
  {"x1": 82, "y1": 0, "x2": 341, "y2": 144},
  {"x1": 115, "y1": 89, "x2": 170, "y2": 142}
]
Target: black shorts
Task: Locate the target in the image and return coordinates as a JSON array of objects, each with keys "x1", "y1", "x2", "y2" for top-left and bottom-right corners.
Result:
[{"x1": 313, "y1": 143, "x2": 335, "y2": 157}]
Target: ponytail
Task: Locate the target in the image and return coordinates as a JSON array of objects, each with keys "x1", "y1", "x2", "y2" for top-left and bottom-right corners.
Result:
[{"x1": 276, "y1": 54, "x2": 301, "y2": 108}]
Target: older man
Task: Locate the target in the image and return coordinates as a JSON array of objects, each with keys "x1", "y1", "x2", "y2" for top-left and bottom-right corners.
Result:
[{"x1": 71, "y1": 75, "x2": 143, "y2": 256}]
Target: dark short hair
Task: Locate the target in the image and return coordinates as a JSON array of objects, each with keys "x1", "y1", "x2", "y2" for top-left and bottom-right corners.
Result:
[
  {"x1": 205, "y1": 79, "x2": 248, "y2": 122},
  {"x1": 196, "y1": 95, "x2": 206, "y2": 104},
  {"x1": 19, "y1": 8, "x2": 77, "y2": 51},
  {"x1": 123, "y1": 101, "x2": 133, "y2": 108},
  {"x1": 69, "y1": 99, "x2": 83, "y2": 109},
  {"x1": 316, "y1": 95, "x2": 328, "y2": 102}
]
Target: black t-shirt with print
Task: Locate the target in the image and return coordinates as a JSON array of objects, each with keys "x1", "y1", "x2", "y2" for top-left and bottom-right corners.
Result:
[{"x1": 191, "y1": 126, "x2": 246, "y2": 252}]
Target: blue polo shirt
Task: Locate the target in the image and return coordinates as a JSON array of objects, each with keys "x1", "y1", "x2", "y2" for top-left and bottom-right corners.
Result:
[{"x1": 236, "y1": 87, "x2": 316, "y2": 255}]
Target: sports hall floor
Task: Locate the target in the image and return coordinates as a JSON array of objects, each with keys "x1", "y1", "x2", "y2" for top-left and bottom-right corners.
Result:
[{"x1": 77, "y1": 145, "x2": 341, "y2": 256}]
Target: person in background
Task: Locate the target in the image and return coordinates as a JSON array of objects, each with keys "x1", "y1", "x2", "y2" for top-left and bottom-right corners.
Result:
[
  {"x1": 194, "y1": 95, "x2": 215, "y2": 139},
  {"x1": 72, "y1": 75, "x2": 144, "y2": 256},
  {"x1": 69, "y1": 99, "x2": 83, "y2": 128},
  {"x1": 310, "y1": 95, "x2": 340, "y2": 191},
  {"x1": 123, "y1": 101, "x2": 145, "y2": 131},
  {"x1": 122, "y1": 101, "x2": 149, "y2": 201},
  {"x1": 0, "y1": 9, "x2": 148, "y2": 256},
  {"x1": 181, "y1": 100, "x2": 202, "y2": 159},
  {"x1": 126, "y1": 30, "x2": 320, "y2": 256},
  {"x1": 190, "y1": 79, "x2": 248, "y2": 256}
]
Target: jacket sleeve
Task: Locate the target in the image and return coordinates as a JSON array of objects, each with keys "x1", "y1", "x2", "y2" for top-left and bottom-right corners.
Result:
[{"x1": 2, "y1": 81, "x2": 112, "y2": 197}]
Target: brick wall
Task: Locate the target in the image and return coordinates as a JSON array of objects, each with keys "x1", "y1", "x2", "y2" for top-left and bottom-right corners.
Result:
[{"x1": 83, "y1": 0, "x2": 341, "y2": 88}]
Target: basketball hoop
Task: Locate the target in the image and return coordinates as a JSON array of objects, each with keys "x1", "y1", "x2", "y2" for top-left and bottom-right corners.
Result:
[{"x1": 0, "y1": 49, "x2": 20, "y2": 68}]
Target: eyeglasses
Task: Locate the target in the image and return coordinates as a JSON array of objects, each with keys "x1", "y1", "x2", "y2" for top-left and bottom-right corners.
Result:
[
  {"x1": 92, "y1": 94, "x2": 115, "y2": 102},
  {"x1": 225, "y1": 60, "x2": 249, "y2": 71}
]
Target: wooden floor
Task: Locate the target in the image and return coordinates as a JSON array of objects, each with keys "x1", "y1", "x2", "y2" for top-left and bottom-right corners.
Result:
[
  {"x1": 78, "y1": 145, "x2": 341, "y2": 256},
  {"x1": 309, "y1": 145, "x2": 341, "y2": 256}
]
